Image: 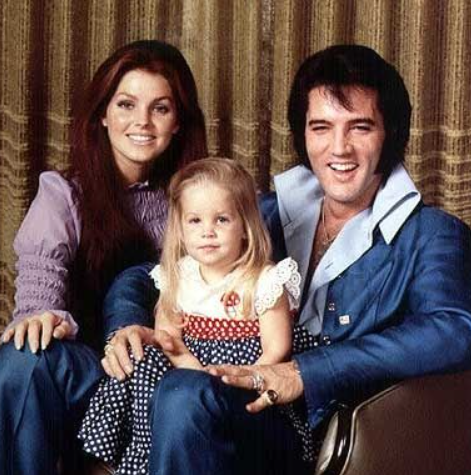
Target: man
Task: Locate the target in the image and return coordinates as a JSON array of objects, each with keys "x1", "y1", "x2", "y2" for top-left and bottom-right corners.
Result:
[{"x1": 103, "y1": 45, "x2": 471, "y2": 473}]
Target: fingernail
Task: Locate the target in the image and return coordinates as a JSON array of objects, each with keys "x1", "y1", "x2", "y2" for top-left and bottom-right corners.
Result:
[{"x1": 125, "y1": 365, "x2": 133, "y2": 374}]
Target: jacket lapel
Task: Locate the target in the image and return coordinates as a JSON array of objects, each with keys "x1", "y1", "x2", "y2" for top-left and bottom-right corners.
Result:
[{"x1": 274, "y1": 166, "x2": 322, "y2": 300}]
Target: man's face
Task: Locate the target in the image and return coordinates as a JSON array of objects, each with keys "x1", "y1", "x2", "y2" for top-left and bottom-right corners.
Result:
[{"x1": 304, "y1": 86, "x2": 386, "y2": 213}]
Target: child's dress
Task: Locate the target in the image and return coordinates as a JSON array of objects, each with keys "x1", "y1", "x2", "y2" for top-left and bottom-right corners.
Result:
[{"x1": 79, "y1": 256, "x2": 318, "y2": 474}]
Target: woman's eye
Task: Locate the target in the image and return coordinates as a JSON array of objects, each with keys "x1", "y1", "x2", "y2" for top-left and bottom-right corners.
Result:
[
  {"x1": 117, "y1": 100, "x2": 134, "y2": 110},
  {"x1": 153, "y1": 104, "x2": 170, "y2": 114}
]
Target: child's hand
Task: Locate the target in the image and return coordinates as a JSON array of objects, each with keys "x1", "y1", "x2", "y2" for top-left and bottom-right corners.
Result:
[{"x1": 155, "y1": 329, "x2": 202, "y2": 370}]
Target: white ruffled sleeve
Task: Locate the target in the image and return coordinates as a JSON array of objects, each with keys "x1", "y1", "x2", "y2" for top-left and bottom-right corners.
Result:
[
  {"x1": 149, "y1": 264, "x2": 164, "y2": 290},
  {"x1": 254, "y1": 257, "x2": 301, "y2": 316}
]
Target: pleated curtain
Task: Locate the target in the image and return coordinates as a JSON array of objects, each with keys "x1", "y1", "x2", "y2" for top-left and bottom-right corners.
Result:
[{"x1": 1, "y1": 0, "x2": 470, "y2": 329}]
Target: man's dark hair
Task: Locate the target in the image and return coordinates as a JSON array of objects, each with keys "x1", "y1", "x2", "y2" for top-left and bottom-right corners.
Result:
[{"x1": 288, "y1": 44, "x2": 411, "y2": 178}]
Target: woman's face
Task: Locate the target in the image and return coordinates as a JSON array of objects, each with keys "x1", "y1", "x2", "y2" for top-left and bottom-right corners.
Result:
[{"x1": 102, "y1": 69, "x2": 179, "y2": 184}]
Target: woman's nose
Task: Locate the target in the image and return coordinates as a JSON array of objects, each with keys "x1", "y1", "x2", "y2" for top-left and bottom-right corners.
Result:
[{"x1": 133, "y1": 106, "x2": 151, "y2": 126}]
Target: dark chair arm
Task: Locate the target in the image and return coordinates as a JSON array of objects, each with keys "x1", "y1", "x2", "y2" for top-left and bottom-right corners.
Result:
[{"x1": 315, "y1": 371, "x2": 471, "y2": 475}]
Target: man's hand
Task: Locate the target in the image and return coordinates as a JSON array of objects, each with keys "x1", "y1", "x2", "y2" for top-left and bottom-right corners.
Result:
[
  {"x1": 208, "y1": 361, "x2": 304, "y2": 413},
  {"x1": 1, "y1": 312, "x2": 74, "y2": 353},
  {"x1": 102, "y1": 325, "x2": 155, "y2": 380}
]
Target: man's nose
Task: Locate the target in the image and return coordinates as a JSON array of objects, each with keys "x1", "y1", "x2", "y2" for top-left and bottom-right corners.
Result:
[{"x1": 332, "y1": 130, "x2": 352, "y2": 156}]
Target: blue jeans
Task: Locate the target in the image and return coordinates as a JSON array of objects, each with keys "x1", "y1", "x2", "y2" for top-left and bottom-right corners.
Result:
[
  {"x1": 149, "y1": 369, "x2": 310, "y2": 475},
  {"x1": 0, "y1": 340, "x2": 103, "y2": 475}
]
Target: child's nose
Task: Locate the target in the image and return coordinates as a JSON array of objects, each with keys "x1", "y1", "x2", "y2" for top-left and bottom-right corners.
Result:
[{"x1": 202, "y1": 224, "x2": 216, "y2": 237}]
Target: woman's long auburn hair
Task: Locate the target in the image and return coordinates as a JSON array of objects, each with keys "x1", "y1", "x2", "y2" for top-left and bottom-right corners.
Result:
[
  {"x1": 67, "y1": 40, "x2": 207, "y2": 295},
  {"x1": 157, "y1": 158, "x2": 272, "y2": 323}
]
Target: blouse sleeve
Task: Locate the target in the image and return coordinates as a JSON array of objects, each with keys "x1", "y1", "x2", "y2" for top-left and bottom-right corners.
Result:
[
  {"x1": 149, "y1": 264, "x2": 163, "y2": 290},
  {"x1": 7, "y1": 171, "x2": 81, "y2": 336},
  {"x1": 254, "y1": 257, "x2": 301, "y2": 317}
]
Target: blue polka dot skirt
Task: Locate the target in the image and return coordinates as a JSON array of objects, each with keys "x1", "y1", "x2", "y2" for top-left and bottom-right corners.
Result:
[{"x1": 78, "y1": 317, "x2": 321, "y2": 474}]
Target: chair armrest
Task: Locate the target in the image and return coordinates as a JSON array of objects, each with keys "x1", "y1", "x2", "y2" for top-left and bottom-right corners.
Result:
[{"x1": 314, "y1": 370, "x2": 471, "y2": 475}]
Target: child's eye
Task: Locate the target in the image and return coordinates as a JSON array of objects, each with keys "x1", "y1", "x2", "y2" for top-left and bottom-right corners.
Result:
[
  {"x1": 188, "y1": 217, "x2": 200, "y2": 224},
  {"x1": 117, "y1": 100, "x2": 134, "y2": 110},
  {"x1": 217, "y1": 216, "x2": 230, "y2": 224}
]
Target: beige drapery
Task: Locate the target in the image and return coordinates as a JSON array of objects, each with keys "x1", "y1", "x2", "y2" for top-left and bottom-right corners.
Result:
[{"x1": 1, "y1": 0, "x2": 470, "y2": 329}]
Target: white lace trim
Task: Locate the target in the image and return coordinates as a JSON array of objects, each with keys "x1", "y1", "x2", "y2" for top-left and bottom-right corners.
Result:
[
  {"x1": 254, "y1": 257, "x2": 301, "y2": 316},
  {"x1": 149, "y1": 264, "x2": 163, "y2": 289}
]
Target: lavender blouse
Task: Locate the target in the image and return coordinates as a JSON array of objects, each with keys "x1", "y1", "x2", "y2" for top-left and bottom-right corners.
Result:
[{"x1": 9, "y1": 171, "x2": 168, "y2": 337}]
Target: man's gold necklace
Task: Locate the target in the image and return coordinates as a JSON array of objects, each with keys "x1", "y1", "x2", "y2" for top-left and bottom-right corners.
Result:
[{"x1": 321, "y1": 199, "x2": 341, "y2": 246}]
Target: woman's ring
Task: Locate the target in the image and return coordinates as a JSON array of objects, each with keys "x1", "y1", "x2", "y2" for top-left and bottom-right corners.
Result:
[
  {"x1": 251, "y1": 372, "x2": 265, "y2": 393},
  {"x1": 104, "y1": 343, "x2": 114, "y2": 356},
  {"x1": 263, "y1": 389, "x2": 279, "y2": 406}
]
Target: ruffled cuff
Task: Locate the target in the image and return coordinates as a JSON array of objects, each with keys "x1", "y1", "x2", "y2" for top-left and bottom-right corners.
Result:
[
  {"x1": 254, "y1": 257, "x2": 301, "y2": 316},
  {"x1": 11, "y1": 254, "x2": 79, "y2": 337},
  {"x1": 149, "y1": 264, "x2": 162, "y2": 289}
]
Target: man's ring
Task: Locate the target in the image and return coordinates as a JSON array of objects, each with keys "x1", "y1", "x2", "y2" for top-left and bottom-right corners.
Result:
[
  {"x1": 263, "y1": 389, "x2": 279, "y2": 406},
  {"x1": 104, "y1": 343, "x2": 114, "y2": 355},
  {"x1": 251, "y1": 372, "x2": 265, "y2": 393}
]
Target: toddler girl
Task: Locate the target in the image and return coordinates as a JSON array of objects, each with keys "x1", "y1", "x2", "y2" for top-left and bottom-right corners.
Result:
[{"x1": 79, "y1": 158, "x2": 312, "y2": 474}]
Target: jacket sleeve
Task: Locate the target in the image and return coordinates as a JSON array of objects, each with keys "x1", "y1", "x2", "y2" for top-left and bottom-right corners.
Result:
[
  {"x1": 259, "y1": 192, "x2": 287, "y2": 263},
  {"x1": 102, "y1": 262, "x2": 158, "y2": 340},
  {"x1": 294, "y1": 217, "x2": 471, "y2": 428}
]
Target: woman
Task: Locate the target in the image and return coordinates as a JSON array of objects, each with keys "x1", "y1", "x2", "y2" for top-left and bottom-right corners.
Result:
[{"x1": 0, "y1": 40, "x2": 207, "y2": 475}]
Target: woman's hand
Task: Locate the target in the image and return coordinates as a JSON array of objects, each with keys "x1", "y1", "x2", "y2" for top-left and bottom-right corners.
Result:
[
  {"x1": 1, "y1": 312, "x2": 74, "y2": 353},
  {"x1": 207, "y1": 361, "x2": 304, "y2": 413},
  {"x1": 101, "y1": 325, "x2": 155, "y2": 380}
]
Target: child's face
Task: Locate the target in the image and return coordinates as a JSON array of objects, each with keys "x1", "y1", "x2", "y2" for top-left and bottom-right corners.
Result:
[{"x1": 180, "y1": 182, "x2": 246, "y2": 282}]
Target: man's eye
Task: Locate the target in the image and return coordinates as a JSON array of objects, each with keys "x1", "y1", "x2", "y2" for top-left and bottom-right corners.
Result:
[
  {"x1": 310, "y1": 126, "x2": 328, "y2": 132},
  {"x1": 352, "y1": 125, "x2": 372, "y2": 132}
]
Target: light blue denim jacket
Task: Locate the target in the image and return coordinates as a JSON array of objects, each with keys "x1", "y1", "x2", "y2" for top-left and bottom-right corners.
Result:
[{"x1": 261, "y1": 165, "x2": 471, "y2": 427}]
